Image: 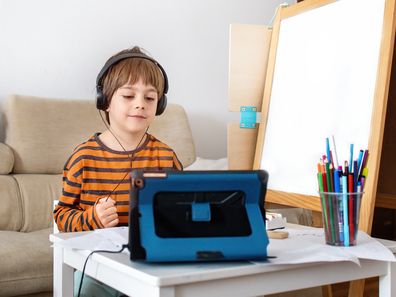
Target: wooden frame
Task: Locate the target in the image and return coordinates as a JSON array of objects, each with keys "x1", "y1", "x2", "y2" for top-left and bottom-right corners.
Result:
[
  {"x1": 253, "y1": 1, "x2": 396, "y2": 295},
  {"x1": 254, "y1": 0, "x2": 395, "y2": 233}
]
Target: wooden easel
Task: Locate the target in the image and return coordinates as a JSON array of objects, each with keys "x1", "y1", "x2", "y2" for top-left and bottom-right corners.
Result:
[
  {"x1": 228, "y1": 0, "x2": 396, "y2": 296},
  {"x1": 251, "y1": 1, "x2": 396, "y2": 297}
]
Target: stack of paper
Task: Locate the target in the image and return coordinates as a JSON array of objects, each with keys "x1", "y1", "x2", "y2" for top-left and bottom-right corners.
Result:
[{"x1": 266, "y1": 212, "x2": 287, "y2": 230}]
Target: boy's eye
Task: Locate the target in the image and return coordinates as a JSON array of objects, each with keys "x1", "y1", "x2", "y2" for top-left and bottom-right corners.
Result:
[
  {"x1": 146, "y1": 97, "x2": 156, "y2": 101},
  {"x1": 122, "y1": 95, "x2": 134, "y2": 99}
]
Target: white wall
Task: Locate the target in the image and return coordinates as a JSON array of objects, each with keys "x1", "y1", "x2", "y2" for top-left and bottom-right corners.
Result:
[{"x1": 0, "y1": 0, "x2": 293, "y2": 158}]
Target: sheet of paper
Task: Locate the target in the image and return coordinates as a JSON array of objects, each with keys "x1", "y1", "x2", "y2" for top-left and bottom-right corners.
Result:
[
  {"x1": 266, "y1": 227, "x2": 395, "y2": 265},
  {"x1": 53, "y1": 227, "x2": 128, "y2": 252},
  {"x1": 266, "y1": 228, "x2": 359, "y2": 265},
  {"x1": 53, "y1": 226, "x2": 395, "y2": 266}
]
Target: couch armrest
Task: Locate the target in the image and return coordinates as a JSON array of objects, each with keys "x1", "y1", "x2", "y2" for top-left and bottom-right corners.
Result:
[{"x1": 0, "y1": 143, "x2": 14, "y2": 174}]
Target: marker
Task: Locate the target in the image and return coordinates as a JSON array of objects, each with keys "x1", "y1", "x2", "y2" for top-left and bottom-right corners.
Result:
[
  {"x1": 326, "y1": 138, "x2": 332, "y2": 166},
  {"x1": 344, "y1": 160, "x2": 349, "y2": 176},
  {"x1": 353, "y1": 160, "x2": 358, "y2": 192},
  {"x1": 348, "y1": 173, "x2": 354, "y2": 243},
  {"x1": 334, "y1": 170, "x2": 343, "y2": 243},
  {"x1": 318, "y1": 172, "x2": 329, "y2": 239},
  {"x1": 349, "y1": 144, "x2": 354, "y2": 172},
  {"x1": 342, "y1": 175, "x2": 349, "y2": 246},
  {"x1": 355, "y1": 182, "x2": 363, "y2": 242},
  {"x1": 356, "y1": 150, "x2": 364, "y2": 176},
  {"x1": 359, "y1": 150, "x2": 369, "y2": 177}
]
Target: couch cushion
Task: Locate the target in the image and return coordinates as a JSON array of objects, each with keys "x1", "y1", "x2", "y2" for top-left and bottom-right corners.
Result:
[
  {"x1": 0, "y1": 175, "x2": 22, "y2": 231},
  {"x1": 4, "y1": 95, "x2": 196, "y2": 173},
  {"x1": 13, "y1": 174, "x2": 62, "y2": 232},
  {"x1": 4, "y1": 95, "x2": 103, "y2": 174},
  {"x1": 0, "y1": 228, "x2": 52, "y2": 297},
  {"x1": 0, "y1": 143, "x2": 14, "y2": 174},
  {"x1": 149, "y1": 104, "x2": 196, "y2": 167}
]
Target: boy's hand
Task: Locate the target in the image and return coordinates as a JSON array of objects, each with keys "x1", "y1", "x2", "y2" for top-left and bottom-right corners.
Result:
[{"x1": 95, "y1": 197, "x2": 119, "y2": 228}]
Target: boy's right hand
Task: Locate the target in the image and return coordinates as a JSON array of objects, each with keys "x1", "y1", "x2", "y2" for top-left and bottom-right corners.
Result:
[{"x1": 95, "y1": 197, "x2": 119, "y2": 228}]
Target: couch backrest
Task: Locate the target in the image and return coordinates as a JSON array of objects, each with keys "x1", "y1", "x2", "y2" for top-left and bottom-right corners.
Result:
[
  {"x1": 4, "y1": 94, "x2": 196, "y2": 174},
  {"x1": 0, "y1": 94, "x2": 196, "y2": 232}
]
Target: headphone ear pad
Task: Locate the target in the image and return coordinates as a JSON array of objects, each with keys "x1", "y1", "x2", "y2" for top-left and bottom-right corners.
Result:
[
  {"x1": 96, "y1": 87, "x2": 107, "y2": 110},
  {"x1": 156, "y1": 94, "x2": 167, "y2": 116}
]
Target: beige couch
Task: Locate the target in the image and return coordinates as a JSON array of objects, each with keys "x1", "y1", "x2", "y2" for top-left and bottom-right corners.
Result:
[{"x1": 0, "y1": 95, "x2": 196, "y2": 297}]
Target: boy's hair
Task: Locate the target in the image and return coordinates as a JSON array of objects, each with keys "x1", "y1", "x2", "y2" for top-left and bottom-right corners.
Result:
[{"x1": 100, "y1": 46, "x2": 165, "y2": 122}]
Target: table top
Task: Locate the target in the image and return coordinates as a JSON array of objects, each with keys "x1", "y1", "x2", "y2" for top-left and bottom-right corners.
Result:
[{"x1": 51, "y1": 224, "x2": 396, "y2": 287}]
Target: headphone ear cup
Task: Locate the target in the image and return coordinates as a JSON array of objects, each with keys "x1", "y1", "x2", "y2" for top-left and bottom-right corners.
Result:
[
  {"x1": 96, "y1": 87, "x2": 107, "y2": 110},
  {"x1": 156, "y1": 94, "x2": 167, "y2": 116}
]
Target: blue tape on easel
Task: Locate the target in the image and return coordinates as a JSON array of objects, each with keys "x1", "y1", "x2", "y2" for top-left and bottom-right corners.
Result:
[{"x1": 240, "y1": 106, "x2": 257, "y2": 128}]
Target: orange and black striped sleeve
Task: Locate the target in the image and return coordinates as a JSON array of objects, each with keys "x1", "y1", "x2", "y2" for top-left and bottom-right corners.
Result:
[{"x1": 54, "y1": 146, "x2": 103, "y2": 232}]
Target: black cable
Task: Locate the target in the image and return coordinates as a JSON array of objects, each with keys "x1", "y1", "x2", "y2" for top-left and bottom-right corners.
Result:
[
  {"x1": 76, "y1": 111, "x2": 147, "y2": 296},
  {"x1": 98, "y1": 110, "x2": 148, "y2": 201},
  {"x1": 77, "y1": 244, "x2": 128, "y2": 297},
  {"x1": 77, "y1": 111, "x2": 147, "y2": 296}
]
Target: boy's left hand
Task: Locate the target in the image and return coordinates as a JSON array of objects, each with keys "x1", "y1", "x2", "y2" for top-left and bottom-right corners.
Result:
[{"x1": 95, "y1": 197, "x2": 119, "y2": 228}]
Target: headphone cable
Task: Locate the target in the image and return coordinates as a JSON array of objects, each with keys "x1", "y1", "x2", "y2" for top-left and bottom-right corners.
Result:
[
  {"x1": 75, "y1": 112, "x2": 148, "y2": 296},
  {"x1": 97, "y1": 110, "x2": 148, "y2": 201}
]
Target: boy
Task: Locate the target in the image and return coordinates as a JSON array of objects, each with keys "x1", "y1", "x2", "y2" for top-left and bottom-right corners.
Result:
[
  {"x1": 53, "y1": 46, "x2": 182, "y2": 297},
  {"x1": 54, "y1": 46, "x2": 182, "y2": 232}
]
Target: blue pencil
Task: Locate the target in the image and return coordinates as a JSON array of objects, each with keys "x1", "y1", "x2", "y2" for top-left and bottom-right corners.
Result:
[
  {"x1": 357, "y1": 150, "x2": 364, "y2": 174},
  {"x1": 333, "y1": 170, "x2": 343, "y2": 243},
  {"x1": 326, "y1": 138, "x2": 331, "y2": 165},
  {"x1": 342, "y1": 175, "x2": 349, "y2": 246},
  {"x1": 349, "y1": 144, "x2": 354, "y2": 172}
]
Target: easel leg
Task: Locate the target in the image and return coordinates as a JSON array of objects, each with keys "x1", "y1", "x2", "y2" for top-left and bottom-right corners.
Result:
[
  {"x1": 348, "y1": 279, "x2": 365, "y2": 297},
  {"x1": 321, "y1": 285, "x2": 333, "y2": 297}
]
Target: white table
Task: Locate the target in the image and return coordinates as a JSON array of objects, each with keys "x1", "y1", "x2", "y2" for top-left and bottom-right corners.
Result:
[{"x1": 50, "y1": 226, "x2": 396, "y2": 297}]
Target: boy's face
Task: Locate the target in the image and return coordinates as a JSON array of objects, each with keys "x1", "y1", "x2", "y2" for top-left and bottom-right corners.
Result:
[{"x1": 107, "y1": 79, "x2": 158, "y2": 136}]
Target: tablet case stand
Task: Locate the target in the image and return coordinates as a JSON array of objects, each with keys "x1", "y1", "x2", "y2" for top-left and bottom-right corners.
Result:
[{"x1": 128, "y1": 170, "x2": 269, "y2": 262}]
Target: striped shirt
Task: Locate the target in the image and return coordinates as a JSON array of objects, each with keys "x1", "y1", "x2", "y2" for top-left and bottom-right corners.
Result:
[{"x1": 53, "y1": 133, "x2": 182, "y2": 232}]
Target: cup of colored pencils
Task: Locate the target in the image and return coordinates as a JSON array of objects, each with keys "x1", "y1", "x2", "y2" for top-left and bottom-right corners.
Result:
[{"x1": 317, "y1": 138, "x2": 369, "y2": 246}]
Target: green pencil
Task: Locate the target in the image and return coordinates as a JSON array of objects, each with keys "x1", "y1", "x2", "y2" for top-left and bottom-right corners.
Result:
[
  {"x1": 325, "y1": 162, "x2": 336, "y2": 242},
  {"x1": 317, "y1": 172, "x2": 329, "y2": 238}
]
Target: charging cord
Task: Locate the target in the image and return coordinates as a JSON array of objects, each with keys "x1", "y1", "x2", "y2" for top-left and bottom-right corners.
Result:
[{"x1": 77, "y1": 244, "x2": 129, "y2": 297}]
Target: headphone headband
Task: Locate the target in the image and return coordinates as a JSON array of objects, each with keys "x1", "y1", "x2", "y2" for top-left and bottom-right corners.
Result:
[
  {"x1": 96, "y1": 52, "x2": 168, "y2": 94},
  {"x1": 96, "y1": 51, "x2": 168, "y2": 115}
]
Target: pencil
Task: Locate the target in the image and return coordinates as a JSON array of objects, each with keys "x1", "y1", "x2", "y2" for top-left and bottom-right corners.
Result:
[
  {"x1": 348, "y1": 173, "x2": 354, "y2": 243},
  {"x1": 342, "y1": 175, "x2": 349, "y2": 246},
  {"x1": 318, "y1": 172, "x2": 330, "y2": 239},
  {"x1": 331, "y1": 135, "x2": 339, "y2": 169},
  {"x1": 349, "y1": 144, "x2": 354, "y2": 172}
]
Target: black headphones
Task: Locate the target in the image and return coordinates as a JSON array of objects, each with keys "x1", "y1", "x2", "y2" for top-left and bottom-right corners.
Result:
[{"x1": 96, "y1": 52, "x2": 168, "y2": 116}]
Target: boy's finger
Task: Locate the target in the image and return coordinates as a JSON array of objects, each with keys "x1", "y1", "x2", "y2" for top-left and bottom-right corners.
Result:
[
  {"x1": 106, "y1": 213, "x2": 119, "y2": 223},
  {"x1": 107, "y1": 218, "x2": 119, "y2": 228},
  {"x1": 104, "y1": 206, "x2": 118, "y2": 216}
]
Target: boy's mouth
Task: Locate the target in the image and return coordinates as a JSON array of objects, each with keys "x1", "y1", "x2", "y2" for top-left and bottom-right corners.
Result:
[{"x1": 129, "y1": 115, "x2": 146, "y2": 119}]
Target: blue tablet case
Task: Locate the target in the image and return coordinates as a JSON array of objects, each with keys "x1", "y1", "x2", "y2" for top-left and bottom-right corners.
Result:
[{"x1": 128, "y1": 170, "x2": 269, "y2": 262}]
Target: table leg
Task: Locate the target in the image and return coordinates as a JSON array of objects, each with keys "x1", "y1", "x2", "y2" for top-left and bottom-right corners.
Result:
[
  {"x1": 156, "y1": 286, "x2": 175, "y2": 297},
  {"x1": 54, "y1": 246, "x2": 74, "y2": 297},
  {"x1": 379, "y1": 261, "x2": 396, "y2": 297}
]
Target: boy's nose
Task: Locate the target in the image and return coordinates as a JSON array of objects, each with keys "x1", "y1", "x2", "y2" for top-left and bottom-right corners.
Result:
[{"x1": 134, "y1": 97, "x2": 146, "y2": 109}]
